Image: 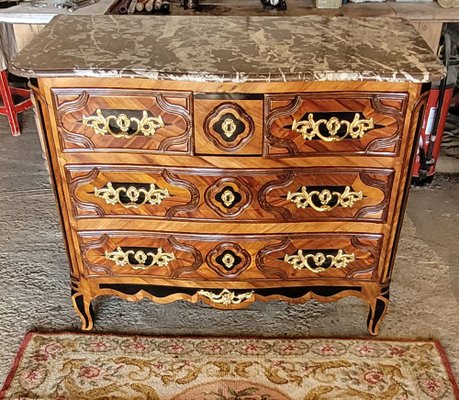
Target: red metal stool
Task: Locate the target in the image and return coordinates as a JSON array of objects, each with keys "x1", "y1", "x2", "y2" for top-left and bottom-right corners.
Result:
[{"x1": 0, "y1": 70, "x2": 33, "y2": 136}]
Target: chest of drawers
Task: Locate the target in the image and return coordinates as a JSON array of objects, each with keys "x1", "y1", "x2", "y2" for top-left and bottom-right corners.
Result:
[{"x1": 11, "y1": 15, "x2": 445, "y2": 335}]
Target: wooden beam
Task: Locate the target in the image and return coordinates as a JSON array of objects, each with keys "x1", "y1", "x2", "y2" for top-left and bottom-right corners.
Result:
[{"x1": 410, "y1": 20, "x2": 443, "y2": 53}]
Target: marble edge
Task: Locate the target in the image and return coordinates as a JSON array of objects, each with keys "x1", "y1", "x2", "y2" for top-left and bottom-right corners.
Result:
[{"x1": 9, "y1": 64, "x2": 447, "y2": 84}]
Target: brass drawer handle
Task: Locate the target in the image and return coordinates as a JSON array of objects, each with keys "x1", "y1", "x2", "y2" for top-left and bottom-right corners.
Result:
[
  {"x1": 83, "y1": 109, "x2": 164, "y2": 138},
  {"x1": 94, "y1": 182, "x2": 170, "y2": 208},
  {"x1": 197, "y1": 288, "x2": 254, "y2": 306},
  {"x1": 291, "y1": 113, "x2": 374, "y2": 142},
  {"x1": 105, "y1": 247, "x2": 175, "y2": 270},
  {"x1": 284, "y1": 249, "x2": 355, "y2": 273},
  {"x1": 286, "y1": 186, "x2": 363, "y2": 212}
]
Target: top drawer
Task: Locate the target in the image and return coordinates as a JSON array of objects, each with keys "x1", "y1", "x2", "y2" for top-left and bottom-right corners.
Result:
[
  {"x1": 52, "y1": 89, "x2": 192, "y2": 154},
  {"x1": 194, "y1": 96, "x2": 263, "y2": 156},
  {"x1": 265, "y1": 92, "x2": 408, "y2": 158}
]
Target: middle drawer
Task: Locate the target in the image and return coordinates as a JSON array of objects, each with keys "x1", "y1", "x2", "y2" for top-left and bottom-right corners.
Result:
[{"x1": 65, "y1": 166, "x2": 394, "y2": 223}]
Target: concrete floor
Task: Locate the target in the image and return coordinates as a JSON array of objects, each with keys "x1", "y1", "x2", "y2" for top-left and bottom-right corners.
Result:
[
  {"x1": 0, "y1": 111, "x2": 458, "y2": 385},
  {"x1": 408, "y1": 172, "x2": 459, "y2": 306}
]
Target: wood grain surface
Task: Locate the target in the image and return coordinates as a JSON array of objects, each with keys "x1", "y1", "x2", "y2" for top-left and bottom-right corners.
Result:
[
  {"x1": 53, "y1": 88, "x2": 193, "y2": 153},
  {"x1": 194, "y1": 98, "x2": 263, "y2": 155},
  {"x1": 65, "y1": 165, "x2": 394, "y2": 223},
  {"x1": 35, "y1": 76, "x2": 422, "y2": 336}
]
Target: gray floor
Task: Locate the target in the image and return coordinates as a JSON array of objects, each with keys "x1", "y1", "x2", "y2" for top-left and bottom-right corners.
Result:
[{"x1": 0, "y1": 111, "x2": 458, "y2": 385}]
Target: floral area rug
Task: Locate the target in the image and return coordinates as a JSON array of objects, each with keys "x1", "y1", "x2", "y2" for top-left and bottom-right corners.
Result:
[{"x1": 0, "y1": 333, "x2": 458, "y2": 400}]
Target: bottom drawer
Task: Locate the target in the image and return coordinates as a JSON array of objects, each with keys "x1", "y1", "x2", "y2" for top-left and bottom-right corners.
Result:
[{"x1": 78, "y1": 231, "x2": 382, "y2": 282}]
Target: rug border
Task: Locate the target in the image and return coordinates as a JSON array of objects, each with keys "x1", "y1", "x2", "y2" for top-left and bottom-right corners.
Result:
[
  {"x1": 0, "y1": 332, "x2": 33, "y2": 400},
  {"x1": 435, "y1": 340, "x2": 459, "y2": 399},
  {"x1": 0, "y1": 331, "x2": 458, "y2": 400}
]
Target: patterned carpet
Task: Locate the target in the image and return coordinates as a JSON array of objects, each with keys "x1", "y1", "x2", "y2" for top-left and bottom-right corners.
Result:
[{"x1": 1, "y1": 333, "x2": 458, "y2": 400}]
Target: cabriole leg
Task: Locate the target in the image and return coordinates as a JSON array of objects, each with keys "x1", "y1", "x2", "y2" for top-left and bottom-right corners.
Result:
[
  {"x1": 71, "y1": 288, "x2": 95, "y2": 331},
  {"x1": 367, "y1": 287, "x2": 390, "y2": 336}
]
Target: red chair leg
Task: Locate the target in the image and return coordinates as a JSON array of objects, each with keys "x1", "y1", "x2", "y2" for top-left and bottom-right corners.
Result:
[{"x1": 0, "y1": 70, "x2": 22, "y2": 136}]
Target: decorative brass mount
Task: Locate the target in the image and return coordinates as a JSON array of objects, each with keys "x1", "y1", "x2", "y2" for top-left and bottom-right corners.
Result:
[
  {"x1": 286, "y1": 186, "x2": 363, "y2": 212},
  {"x1": 284, "y1": 249, "x2": 355, "y2": 273},
  {"x1": 83, "y1": 109, "x2": 164, "y2": 138},
  {"x1": 221, "y1": 253, "x2": 236, "y2": 269},
  {"x1": 221, "y1": 117, "x2": 237, "y2": 138},
  {"x1": 105, "y1": 247, "x2": 176, "y2": 270},
  {"x1": 220, "y1": 189, "x2": 236, "y2": 207},
  {"x1": 291, "y1": 113, "x2": 374, "y2": 142},
  {"x1": 94, "y1": 182, "x2": 170, "y2": 208},
  {"x1": 197, "y1": 288, "x2": 254, "y2": 305}
]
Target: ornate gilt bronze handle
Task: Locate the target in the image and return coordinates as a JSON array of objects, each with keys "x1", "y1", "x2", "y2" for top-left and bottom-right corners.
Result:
[
  {"x1": 94, "y1": 182, "x2": 170, "y2": 208},
  {"x1": 284, "y1": 249, "x2": 355, "y2": 273},
  {"x1": 286, "y1": 186, "x2": 363, "y2": 212},
  {"x1": 105, "y1": 247, "x2": 175, "y2": 270},
  {"x1": 291, "y1": 113, "x2": 374, "y2": 142},
  {"x1": 83, "y1": 109, "x2": 164, "y2": 138},
  {"x1": 197, "y1": 288, "x2": 254, "y2": 306}
]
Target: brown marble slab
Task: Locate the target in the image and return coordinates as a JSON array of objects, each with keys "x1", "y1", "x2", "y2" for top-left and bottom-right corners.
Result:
[{"x1": 10, "y1": 15, "x2": 445, "y2": 83}]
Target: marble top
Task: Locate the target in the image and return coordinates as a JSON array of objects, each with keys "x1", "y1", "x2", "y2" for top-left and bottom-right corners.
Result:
[{"x1": 10, "y1": 15, "x2": 445, "y2": 83}]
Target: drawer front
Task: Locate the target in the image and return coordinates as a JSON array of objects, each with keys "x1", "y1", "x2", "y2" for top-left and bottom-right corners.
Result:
[
  {"x1": 265, "y1": 92, "x2": 408, "y2": 157},
  {"x1": 194, "y1": 96, "x2": 263, "y2": 155},
  {"x1": 52, "y1": 89, "x2": 192, "y2": 153},
  {"x1": 79, "y1": 231, "x2": 382, "y2": 282},
  {"x1": 66, "y1": 166, "x2": 394, "y2": 223}
]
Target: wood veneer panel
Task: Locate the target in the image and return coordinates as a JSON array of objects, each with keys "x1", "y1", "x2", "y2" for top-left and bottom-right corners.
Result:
[
  {"x1": 52, "y1": 88, "x2": 193, "y2": 154},
  {"x1": 58, "y1": 153, "x2": 399, "y2": 169},
  {"x1": 66, "y1": 165, "x2": 394, "y2": 224},
  {"x1": 78, "y1": 231, "x2": 382, "y2": 282},
  {"x1": 41, "y1": 77, "x2": 412, "y2": 95},
  {"x1": 194, "y1": 97, "x2": 263, "y2": 155},
  {"x1": 74, "y1": 218, "x2": 387, "y2": 235},
  {"x1": 265, "y1": 92, "x2": 408, "y2": 157}
]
